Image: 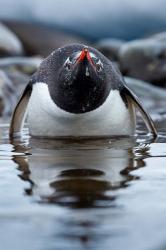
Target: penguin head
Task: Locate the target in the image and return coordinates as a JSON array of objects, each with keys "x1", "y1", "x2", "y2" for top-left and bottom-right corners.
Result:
[
  {"x1": 34, "y1": 44, "x2": 121, "y2": 114},
  {"x1": 59, "y1": 46, "x2": 104, "y2": 87}
]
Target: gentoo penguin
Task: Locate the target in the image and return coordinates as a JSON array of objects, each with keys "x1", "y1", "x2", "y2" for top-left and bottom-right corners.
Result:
[{"x1": 9, "y1": 44, "x2": 157, "y2": 139}]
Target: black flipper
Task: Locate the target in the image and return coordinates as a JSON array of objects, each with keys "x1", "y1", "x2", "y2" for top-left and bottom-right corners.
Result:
[
  {"x1": 9, "y1": 83, "x2": 33, "y2": 138},
  {"x1": 121, "y1": 85, "x2": 157, "y2": 138}
]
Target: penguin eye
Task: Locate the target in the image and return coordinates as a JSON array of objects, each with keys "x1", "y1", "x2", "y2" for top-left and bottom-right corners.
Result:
[
  {"x1": 64, "y1": 58, "x2": 72, "y2": 70},
  {"x1": 96, "y1": 60, "x2": 103, "y2": 72}
]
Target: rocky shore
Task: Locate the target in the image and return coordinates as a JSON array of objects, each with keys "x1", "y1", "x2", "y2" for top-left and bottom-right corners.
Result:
[{"x1": 96, "y1": 34, "x2": 166, "y2": 86}]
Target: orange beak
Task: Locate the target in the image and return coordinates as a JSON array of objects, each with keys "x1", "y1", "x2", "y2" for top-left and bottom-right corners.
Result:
[{"x1": 76, "y1": 47, "x2": 94, "y2": 65}]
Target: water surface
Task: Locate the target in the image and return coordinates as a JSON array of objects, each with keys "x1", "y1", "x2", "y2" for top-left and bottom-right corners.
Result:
[{"x1": 0, "y1": 113, "x2": 166, "y2": 250}]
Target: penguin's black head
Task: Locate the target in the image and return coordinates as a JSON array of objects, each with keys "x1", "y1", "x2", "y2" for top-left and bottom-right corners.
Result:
[
  {"x1": 35, "y1": 44, "x2": 122, "y2": 114},
  {"x1": 60, "y1": 46, "x2": 104, "y2": 86}
]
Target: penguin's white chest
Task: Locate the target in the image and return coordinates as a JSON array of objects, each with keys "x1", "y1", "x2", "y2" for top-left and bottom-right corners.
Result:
[{"x1": 27, "y1": 83, "x2": 136, "y2": 138}]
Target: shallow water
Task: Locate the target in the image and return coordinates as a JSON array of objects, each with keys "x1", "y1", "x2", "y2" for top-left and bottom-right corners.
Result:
[{"x1": 0, "y1": 112, "x2": 166, "y2": 250}]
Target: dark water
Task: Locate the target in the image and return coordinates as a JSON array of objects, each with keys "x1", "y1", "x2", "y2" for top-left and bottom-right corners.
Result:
[{"x1": 0, "y1": 113, "x2": 166, "y2": 250}]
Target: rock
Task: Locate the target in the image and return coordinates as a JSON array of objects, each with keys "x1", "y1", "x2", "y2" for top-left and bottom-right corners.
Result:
[
  {"x1": 0, "y1": 23, "x2": 24, "y2": 57},
  {"x1": 4, "y1": 21, "x2": 90, "y2": 57},
  {"x1": 119, "y1": 38, "x2": 166, "y2": 86},
  {"x1": 0, "y1": 56, "x2": 41, "y2": 115},
  {"x1": 0, "y1": 70, "x2": 28, "y2": 116},
  {"x1": 95, "y1": 38, "x2": 125, "y2": 61},
  {"x1": 0, "y1": 56, "x2": 43, "y2": 115},
  {"x1": 124, "y1": 77, "x2": 166, "y2": 101},
  {"x1": 150, "y1": 32, "x2": 166, "y2": 42},
  {"x1": 124, "y1": 77, "x2": 166, "y2": 122},
  {"x1": 0, "y1": 56, "x2": 42, "y2": 75}
]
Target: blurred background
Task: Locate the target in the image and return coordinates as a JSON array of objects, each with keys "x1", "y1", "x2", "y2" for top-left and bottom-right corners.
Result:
[
  {"x1": 0, "y1": 0, "x2": 166, "y2": 115},
  {"x1": 0, "y1": 0, "x2": 166, "y2": 40}
]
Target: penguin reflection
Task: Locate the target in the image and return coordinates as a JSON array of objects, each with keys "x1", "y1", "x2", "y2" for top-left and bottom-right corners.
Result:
[{"x1": 13, "y1": 138, "x2": 147, "y2": 209}]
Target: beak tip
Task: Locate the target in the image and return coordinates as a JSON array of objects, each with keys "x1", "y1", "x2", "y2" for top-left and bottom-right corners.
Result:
[
  {"x1": 77, "y1": 47, "x2": 91, "y2": 63},
  {"x1": 83, "y1": 47, "x2": 88, "y2": 53}
]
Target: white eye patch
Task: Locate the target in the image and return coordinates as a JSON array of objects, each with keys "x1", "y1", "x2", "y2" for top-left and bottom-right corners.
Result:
[
  {"x1": 89, "y1": 52, "x2": 97, "y2": 59},
  {"x1": 64, "y1": 57, "x2": 72, "y2": 70},
  {"x1": 64, "y1": 57, "x2": 72, "y2": 64}
]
